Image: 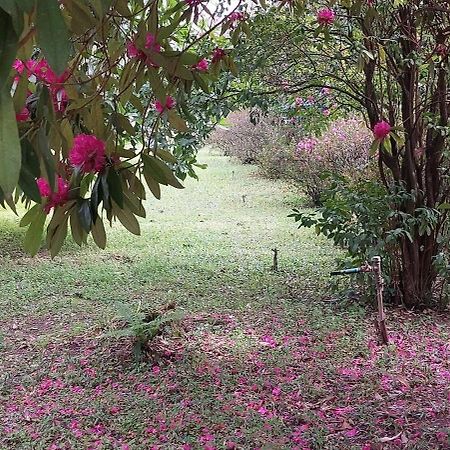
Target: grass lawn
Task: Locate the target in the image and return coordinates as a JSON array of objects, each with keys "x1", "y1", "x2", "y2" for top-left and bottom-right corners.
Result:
[{"x1": 0, "y1": 148, "x2": 449, "y2": 450}]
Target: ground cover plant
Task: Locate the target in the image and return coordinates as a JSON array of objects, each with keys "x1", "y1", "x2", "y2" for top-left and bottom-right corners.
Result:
[{"x1": 1, "y1": 150, "x2": 449, "y2": 450}]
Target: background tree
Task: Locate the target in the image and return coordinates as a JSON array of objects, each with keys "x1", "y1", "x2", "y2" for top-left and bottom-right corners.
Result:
[{"x1": 232, "y1": 0, "x2": 450, "y2": 308}]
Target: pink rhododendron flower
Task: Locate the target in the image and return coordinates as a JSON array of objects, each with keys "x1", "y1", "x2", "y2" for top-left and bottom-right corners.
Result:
[
  {"x1": 212, "y1": 48, "x2": 226, "y2": 63},
  {"x1": 127, "y1": 41, "x2": 144, "y2": 59},
  {"x1": 272, "y1": 386, "x2": 281, "y2": 396},
  {"x1": 37, "y1": 179, "x2": 52, "y2": 198},
  {"x1": 194, "y1": 58, "x2": 209, "y2": 72},
  {"x1": 317, "y1": 8, "x2": 335, "y2": 26},
  {"x1": 261, "y1": 334, "x2": 277, "y2": 348},
  {"x1": 155, "y1": 96, "x2": 176, "y2": 113},
  {"x1": 25, "y1": 59, "x2": 49, "y2": 80},
  {"x1": 373, "y1": 120, "x2": 391, "y2": 140},
  {"x1": 128, "y1": 33, "x2": 161, "y2": 66},
  {"x1": 323, "y1": 108, "x2": 330, "y2": 116},
  {"x1": 43, "y1": 68, "x2": 71, "y2": 86},
  {"x1": 145, "y1": 33, "x2": 161, "y2": 53},
  {"x1": 13, "y1": 59, "x2": 25, "y2": 74},
  {"x1": 25, "y1": 59, "x2": 70, "y2": 85},
  {"x1": 16, "y1": 107, "x2": 30, "y2": 122},
  {"x1": 69, "y1": 134, "x2": 106, "y2": 173},
  {"x1": 229, "y1": 12, "x2": 245, "y2": 23},
  {"x1": 199, "y1": 432, "x2": 215, "y2": 444},
  {"x1": 37, "y1": 176, "x2": 70, "y2": 213},
  {"x1": 295, "y1": 97, "x2": 304, "y2": 107},
  {"x1": 339, "y1": 367, "x2": 362, "y2": 380},
  {"x1": 296, "y1": 137, "x2": 318, "y2": 155},
  {"x1": 321, "y1": 87, "x2": 331, "y2": 95}
]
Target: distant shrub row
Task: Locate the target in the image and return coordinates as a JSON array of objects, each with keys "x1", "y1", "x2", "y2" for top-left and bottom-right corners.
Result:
[{"x1": 209, "y1": 111, "x2": 374, "y2": 206}]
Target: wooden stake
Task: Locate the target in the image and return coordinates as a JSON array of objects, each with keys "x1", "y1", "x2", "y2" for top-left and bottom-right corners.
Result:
[
  {"x1": 372, "y1": 256, "x2": 389, "y2": 345},
  {"x1": 271, "y1": 248, "x2": 279, "y2": 272}
]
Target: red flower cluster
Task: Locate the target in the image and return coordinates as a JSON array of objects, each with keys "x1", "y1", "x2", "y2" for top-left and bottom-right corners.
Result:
[
  {"x1": 12, "y1": 58, "x2": 70, "y2": 115},
  {"x1": 212, "y1": 48, "x2": 226, "y2": 64},
  {"x1": 155, "y1": 96, "x2": 176, "y2": 114},
  {"x1": 69, "y1": 134, "x2": 106, "y2": 173},
  {"x1": 37, "y1": 176, "x2": 70, "y2": 213},
  {"x1": 193, "y1": 58, "x2": 209, "y2": 72},
  {"x1": 127, "y1": 33, "x2": 161, "y2": 67},
  {"x1": 317, "y1": 8, "x2": 335, "y2": 26},
  {"x1": 373, "y1": 120, "x2": 391, "y2": 141}
]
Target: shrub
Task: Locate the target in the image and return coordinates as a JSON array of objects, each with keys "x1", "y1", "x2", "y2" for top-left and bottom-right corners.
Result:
[
  {"x1": 209, "y1": 110, "x2": 284, "y2": 164},
  {"x1": 293, "y1": 118, "x2": 374, "y2": 205},
  {"x1": 290, "y1": 177, "x2": 449, "y2": 307},
  {"x1": 211, "y1": 113, "x2": 375, "y2": 206}
]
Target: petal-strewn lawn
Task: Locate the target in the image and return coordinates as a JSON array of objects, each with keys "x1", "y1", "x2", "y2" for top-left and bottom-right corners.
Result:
[{"x1": 0, "y1": 148, "x2": 449, "y2": 449}]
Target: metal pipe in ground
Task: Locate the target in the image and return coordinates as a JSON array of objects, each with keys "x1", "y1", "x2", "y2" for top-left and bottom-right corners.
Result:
[
  {"x1": 330, "y1": 256, "x2": 389, "y2": 345},
  {"x1": 372, "y1": 256, "x2": 389, "y2": 345}
]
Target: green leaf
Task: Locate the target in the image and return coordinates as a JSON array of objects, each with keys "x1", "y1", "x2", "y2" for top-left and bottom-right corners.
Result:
[
  {"x1": 391, "y1": 132, "x2": 405, "y2": 149},
  {"x1": 70, "y1": 208, "x2": 85, "y2": 246},
  {"x1": 381, "y1": 137, "x2": 392, "y2": 154},
  {"x1": 91, "y1": 215, "x2": 107, "y2": 249},
  {"x1": 114, "y1": 204, "x2": 140, "y2": 235},
  {"x1": 147, "y1": 68, "x2": 166, "y2": 103},
  {"x1": 36, "y1": 127, "x2": 56, "y2": 191},
  {"x1": 0, "y1": 89, "x2": 21, "y2": 195},
  {"x1": 107, "y1": 168, "x2": 124, "y2": 208},
  {"x1": 19, "y1": 204, "x2": 42, "y2": 227},
  {"x1": 91, "y1": 0, "x2": 113, "y2": 17},
  {"x1": 36, "y1": 0, "x2": 71, "y2": 75},
  {"x1": 369, "y1": 139, "x2": 380, "y2": 156},
  {"x1": 192, "y1": 71, "x2": 210, "y2": 93},
  {"x1": 78, "y1": 199, "x2": 92, "y2": 232},
  {"x1": 114, "y1": 0, "x2": 130, "y2": 16},
  {"x1": 24, "y1": 208, "x2": 46, "y2": 256},
  {"x1": 15, "y1": 0, "x2": 35, "y2": 13},
  {"x1": 142, "y1": 169, "x2": 161, "y2": 200},
  {"x1": 19, "y1": 164, "x2": 40, "y2": 203},
  {"x1": 0, "y1": 6, "x2": 18, "y2": 90},
  {"x1": 167, "y1": 110, "x2": 188, "y2": 132},
  {"x1": 156, "y1": 149, "x2": 177, "y2": 164},
  {"x1": 13, "y1": 71, "x2": 28, "y2": 113},
  {"x1": 48, "y1": 215, "x2": 68, "y2": 258},
  {"x1": 64, "y1": 0, "x2": 97, "y2": 36},
  {"x1": 438, "y1": 202, "x2": 450, "y2": 210},
  {"x1": 143, "y1": 154, "x2": 183, "y2": 189}
]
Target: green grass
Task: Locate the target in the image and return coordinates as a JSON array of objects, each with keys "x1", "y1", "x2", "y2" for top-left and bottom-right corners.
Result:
[
  {"x1": 0, "y1": 148, "x2": 448, "y2": 450},
  {"x1": 0, "y1": 147, "x2": 333, "y2": 323}
]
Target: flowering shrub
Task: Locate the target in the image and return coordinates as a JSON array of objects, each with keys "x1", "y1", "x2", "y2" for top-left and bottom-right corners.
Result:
[
  {"x1": 212, "y1": 114, "x2": 374, "y2": 206},
  {"x1": 209, "y1": 110, "x2": 283, "y2": 164},
  {"x1": 294, "y1": 118, "x2": 374, "y2": 205}
]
